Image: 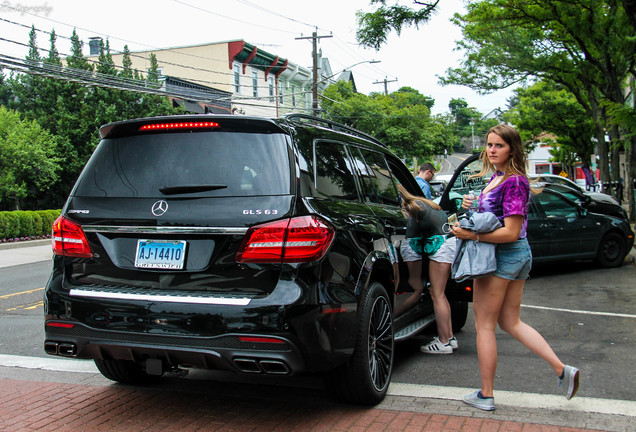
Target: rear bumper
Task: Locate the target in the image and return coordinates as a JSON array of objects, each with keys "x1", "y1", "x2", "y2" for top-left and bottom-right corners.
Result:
[
  {"x1": 44, "y1": 285, "x2": 358, "y2": 374},
  {"x1": 44, "y1": 322, "x2": 306, "y2": 375}
]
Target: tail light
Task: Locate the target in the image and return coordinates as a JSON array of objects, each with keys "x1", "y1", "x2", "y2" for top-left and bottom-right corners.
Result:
[
  {"x1": 236, "y1": 216, "x2": 334, "y2": 263},
  {"x1": 138, "y1": 121, "x2": 220, "y2": 131},
  {"x1": 52, "y1": 216, "x2": 93, "y2": 258}
]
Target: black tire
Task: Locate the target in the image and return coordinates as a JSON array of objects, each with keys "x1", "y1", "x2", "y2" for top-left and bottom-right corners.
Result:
[
  {"x1": 596, "y1": 232, "x2": 627, "y2": 268},
  {"x1": 94, "y1": 359, "x2": 160, "y2": 385},
  {"x1": 450, "y1": 300, "x2": 469, "y2": 333},
  {"x1": 324, "y1": 282, "x2": 394, "y2": 405}
]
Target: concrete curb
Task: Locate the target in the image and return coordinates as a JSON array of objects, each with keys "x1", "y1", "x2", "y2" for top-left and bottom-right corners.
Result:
[{"x1": 0, "y1": 239, "x2": 51, "y2": 250}]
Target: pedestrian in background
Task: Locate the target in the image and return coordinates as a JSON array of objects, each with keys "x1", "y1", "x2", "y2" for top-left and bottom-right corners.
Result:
[
  {"x1": 451, "y1": 124, "x2": 580, "y2": 411},
  {"x1": 416, "y1": 162, "x2": 435, "y2": 199},
  {"x1": 398, "y1": 185, "x2": 457, "y2": 353}
]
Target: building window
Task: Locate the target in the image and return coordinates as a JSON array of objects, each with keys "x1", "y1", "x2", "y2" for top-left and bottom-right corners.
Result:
[
  {"x1": 291, "y1": 86, "x2": 296, "y2": 107},
  {"x1": 233, "y1": 62, "x2": 241, "y2": 94},
  {"x1": 268, "y1": 76, "x2": 275, "y2": 102},
  {"x1": 279, "y1": 81, "x2": 285, "y2": 105},
  {"x1": 252, "y1": 71, "x2": 258, "y2": 97}
]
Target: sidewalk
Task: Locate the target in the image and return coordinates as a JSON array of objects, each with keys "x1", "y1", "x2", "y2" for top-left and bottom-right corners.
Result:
[
  {"x1": 0, "y1": 364, "x2": 628, "y2": 432},
  {"x1": 0, "y1": 239, "x2": 52, "y2": 268},
  {"x1": 1, "y1": 240, "x2": 634, "y2": 431}
]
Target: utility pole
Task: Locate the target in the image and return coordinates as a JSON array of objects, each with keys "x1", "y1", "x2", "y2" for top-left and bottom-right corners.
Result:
[
  {"x1": 373, "y1": 76, "x2": 398, "y2": 95},
  {"x1": 296, "y1": 29, "x2": 332, "y2": 116}
]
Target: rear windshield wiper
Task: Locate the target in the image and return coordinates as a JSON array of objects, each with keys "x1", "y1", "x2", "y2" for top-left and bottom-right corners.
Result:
[{"x1": 159, "y1": 184, "x2": 227, "y2": 195}]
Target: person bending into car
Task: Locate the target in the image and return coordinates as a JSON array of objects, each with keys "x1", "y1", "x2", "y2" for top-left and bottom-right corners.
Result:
[
  {"x1": 397, "y1": 185, "x2": 457, "y2": 354},
  {"x1": 451, "y1": 124, "x2": 580, "y2": 411}
]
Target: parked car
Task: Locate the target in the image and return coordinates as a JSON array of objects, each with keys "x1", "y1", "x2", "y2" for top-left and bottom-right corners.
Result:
[
  {"x1": 44, "y1": 114, "x2": 471, "y2": 406},
  {"x1": 440, "y1": 155, "x2": 634, "y2": 268},
  {"x1": 529, "y1": 173, "x2": 619, "y2": 206},
  {"x1": 530, "y1": 182, "x2": 628, "y2": 221}
]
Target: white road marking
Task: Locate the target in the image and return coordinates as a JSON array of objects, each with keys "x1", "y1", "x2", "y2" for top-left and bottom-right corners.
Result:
[
  {"x1": 521, "y1": 304, "x2": 636, "y2": 319},
  {"x1": 1, "y1": 354, "x2": 634, "y2": 417}
]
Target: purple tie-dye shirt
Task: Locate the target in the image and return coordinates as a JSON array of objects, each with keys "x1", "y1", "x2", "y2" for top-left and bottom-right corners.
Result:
[{"x1": 477, "y1": 173, "x2": 530, "y2": 239}]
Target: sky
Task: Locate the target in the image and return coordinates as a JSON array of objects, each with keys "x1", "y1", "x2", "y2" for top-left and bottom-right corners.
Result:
[{"x1": 0, "y1": 0, "x2": 515, "y2": 115}]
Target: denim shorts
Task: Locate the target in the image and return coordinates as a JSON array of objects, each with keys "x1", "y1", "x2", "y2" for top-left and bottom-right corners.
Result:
[{"x1": 493, "y1": 238, "x2": 532, "y2": 280}]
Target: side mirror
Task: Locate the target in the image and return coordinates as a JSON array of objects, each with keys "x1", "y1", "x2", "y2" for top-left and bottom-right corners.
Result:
[{"x1": 580, "y1": 208, "x2": 588, "y2": 217}]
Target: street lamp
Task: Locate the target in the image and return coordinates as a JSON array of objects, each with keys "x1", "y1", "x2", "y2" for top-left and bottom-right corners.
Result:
[{"x1": 319, "y1": 59, "x2": 381, "y2": 83}]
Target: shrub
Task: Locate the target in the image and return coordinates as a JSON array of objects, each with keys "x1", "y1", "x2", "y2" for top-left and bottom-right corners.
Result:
[
  {"x1": 15, "y1": 211, "x2": 34, "y2": 237},
  {"x1": 0, "y1": 209, "x2": 60, "y2": 241},
  {"x1": 30, "y1": 211, "x2": 44, "y2": 237},
  {"x1": 0, "y1": 212, "x2": 7, "y2": 239}
]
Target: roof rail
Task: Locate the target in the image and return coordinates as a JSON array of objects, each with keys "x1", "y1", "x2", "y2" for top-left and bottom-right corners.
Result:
[{"x1": 283, "y1": 113, "x2": 386, "y2": 147}]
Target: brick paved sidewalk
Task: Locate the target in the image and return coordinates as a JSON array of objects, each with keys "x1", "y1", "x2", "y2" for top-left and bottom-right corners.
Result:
[{"x1": 0, "y1": 378, "x2": 603, "y2": 432}]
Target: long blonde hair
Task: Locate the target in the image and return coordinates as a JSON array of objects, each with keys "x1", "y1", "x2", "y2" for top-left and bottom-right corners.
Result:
[{"x1": 398, "y1": 184, "x2": 441, "y2": 220}]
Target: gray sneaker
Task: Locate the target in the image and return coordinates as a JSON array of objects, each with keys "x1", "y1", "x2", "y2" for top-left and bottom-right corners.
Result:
[
  {"x1": 448, "y1": 336, "x2": 458, "y2": 349},
  {"x1": 559, "y1": 365, "x2": 580, "y2": 400},
  {"x1": 462, "y1": 390, "x2": 495, "y2": 411}
]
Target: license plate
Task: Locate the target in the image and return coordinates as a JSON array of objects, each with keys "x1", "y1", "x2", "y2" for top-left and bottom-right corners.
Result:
[{"x1": 134, "y1": 240, "x2": 187, "y2": 269}]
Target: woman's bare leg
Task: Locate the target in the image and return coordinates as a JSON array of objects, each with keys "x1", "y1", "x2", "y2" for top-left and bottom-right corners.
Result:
[
  {"x1": 472, "y1": 275, "x2": 509, "y2": 397},
  {"x1": 498, "y1": 281, "x2": 565, "y2": 375},
  {"x1": 395, "y1": 260, "x2": 423, "y2": 315},
  {"x1": 429, "y1": 260, "x2": 453, "y2": 343}
]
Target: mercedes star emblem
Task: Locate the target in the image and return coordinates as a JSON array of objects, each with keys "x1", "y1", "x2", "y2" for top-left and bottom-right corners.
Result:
[{"x1": 151, "y1": 200, "x2": 168, "y2": 216}]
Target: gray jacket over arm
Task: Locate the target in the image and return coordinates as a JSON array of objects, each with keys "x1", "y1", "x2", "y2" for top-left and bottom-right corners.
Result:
[{"x1": 451, "y1": 212, "x2": 502, "y2": 282}]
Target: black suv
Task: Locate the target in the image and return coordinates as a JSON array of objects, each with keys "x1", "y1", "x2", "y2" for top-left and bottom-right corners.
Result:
[{"x1": 44, "y1": 114, "x2": 471, "y2": 405}]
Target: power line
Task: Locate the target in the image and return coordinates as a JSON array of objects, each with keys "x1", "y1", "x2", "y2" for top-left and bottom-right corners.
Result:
[
  {"x1": 0, "y1": 2, "x2": 397, "y2": 112},
  {"x1": 0, "y1": 51, "x2": 324, "y2": 114},
  {"x1": 1, "y1": 0, "x2": 388, "y2": 89},
  {"x1": 172, "y1": 0, "x2": 300, "y2": 35}
]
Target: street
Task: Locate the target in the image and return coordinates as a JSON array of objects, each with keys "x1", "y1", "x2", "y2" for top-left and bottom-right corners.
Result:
[
  {"x1": 1, "y1": 247, "x2": 635, "y2": 401},
  {"x1": 0, "y1": 242, "x2": 635, "y2": 431}
]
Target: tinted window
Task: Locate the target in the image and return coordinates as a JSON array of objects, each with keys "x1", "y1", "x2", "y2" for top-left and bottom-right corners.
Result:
[
  {"x1": 73, "y1": 132, "x2": 291, "y2": 198},
  {"x1": 354, "y1": 148, "x2": 399, "y2": 205},
  {"x1": 313, "y1": 142, "x2": 359, "y2": 200},
  {"x1": 536, "y1": 192, "x2": 579, "y2": 219},
  {"x1": 544, "y1": 184, "x2": 584, "y2": 205}
]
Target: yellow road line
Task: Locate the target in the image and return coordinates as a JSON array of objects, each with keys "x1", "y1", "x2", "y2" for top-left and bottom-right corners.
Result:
[
  {"x1": 7, "y1": 301, "x2": 43, "y2": 311},
  {"x1": 0, "y1": 287, "x2": 44, "y2": 300}
]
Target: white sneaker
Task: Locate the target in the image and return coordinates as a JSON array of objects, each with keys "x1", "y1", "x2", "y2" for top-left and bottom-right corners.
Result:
[
  {"x1": 420, "y1": 337, "x2": 453, "y2": 354},
  {"x1": 448, "y1": 336, "x2": 458, "y2": 349}
]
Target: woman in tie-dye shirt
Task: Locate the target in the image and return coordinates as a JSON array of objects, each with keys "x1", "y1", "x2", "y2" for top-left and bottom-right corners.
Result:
[{"x1": 451, "y1": 125, "x2": 580, "y2": 411}]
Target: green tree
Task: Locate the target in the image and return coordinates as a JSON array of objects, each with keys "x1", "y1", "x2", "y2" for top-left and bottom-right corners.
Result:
[
  {"x1": 0, "y1": 67, "x2": 12, "y2": 106},
  {"x1": 390, "y1": 86, "x2": 434, "y2": 110},
  {"x1": 8, "y1": 29, "x2": 182, "y2": 208},
  {"x1": 440, "y1": 0, "x2": 636, "y2": 218},
  {"x1": 503, "y1": 81, "x2": 596, "y2": 177},
  {"x1": 321, "y1": 81, "x2": 454, "y2": 163},
  {"x1": 356, "y1": 0, "x2": 440, "y2": 50},
  {"x1": 0, "y1": 107, "x2": 60, "y2": 210}
]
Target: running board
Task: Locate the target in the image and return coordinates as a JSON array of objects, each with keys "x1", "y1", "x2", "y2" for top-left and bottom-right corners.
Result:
[{"x1": 394, "y1": 315, "x2": 436, "y2": 341}]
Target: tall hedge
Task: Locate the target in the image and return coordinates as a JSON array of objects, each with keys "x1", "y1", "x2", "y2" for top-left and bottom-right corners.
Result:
[{"x1": 0, "y1": 209, "x2": 60, "y2": 240}]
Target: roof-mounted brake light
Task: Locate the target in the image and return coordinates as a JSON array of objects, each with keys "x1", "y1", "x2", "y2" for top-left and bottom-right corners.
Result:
[{"x1": 138, "y1": 121, "x2": 220, "y2": 131}]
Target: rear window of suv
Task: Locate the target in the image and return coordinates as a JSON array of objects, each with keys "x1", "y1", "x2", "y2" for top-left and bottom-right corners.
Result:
[{"x1": 73, "y1": 132, "x2": 291, "y2": 198}]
